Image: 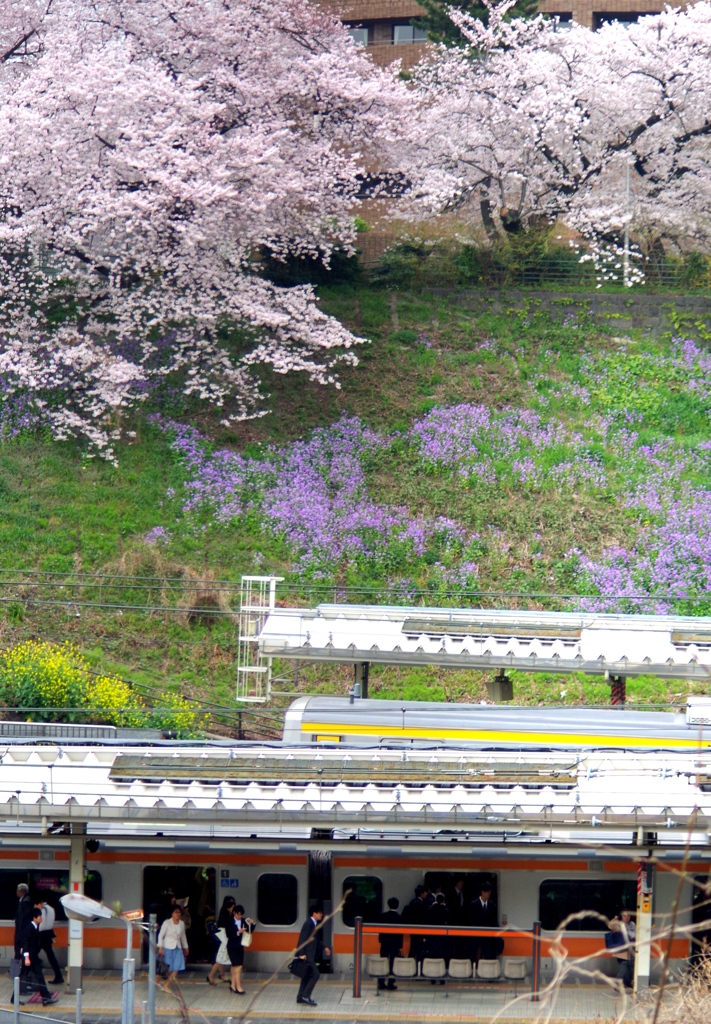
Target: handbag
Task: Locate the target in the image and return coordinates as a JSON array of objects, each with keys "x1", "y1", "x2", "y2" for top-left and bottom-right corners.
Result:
[
  {"x1": 605, "y1": 930, "x2": 625, "y2": 950},
  {"x1": 241, "y1": 929, "x2": 252, "y2": 948}
]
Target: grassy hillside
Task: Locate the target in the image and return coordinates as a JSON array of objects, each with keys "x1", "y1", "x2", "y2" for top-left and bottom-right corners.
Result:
[{"x1": 2, "y1": 285, "x2": 711, "y2": 724}]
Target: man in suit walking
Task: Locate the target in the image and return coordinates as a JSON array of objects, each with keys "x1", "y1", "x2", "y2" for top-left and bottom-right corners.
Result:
[
  {"x1": 468, "y1": 881, "x2": 503, "y2": 965},
  {"x1": 19, "y1": 908, "x2": 57, "y2": 1006},
  {"x1": 378, "y1": 897, "x2": 403, "y2": 991},
  {"x1": 294, "y1": 903, "x2": 330, "y2": 1007}
]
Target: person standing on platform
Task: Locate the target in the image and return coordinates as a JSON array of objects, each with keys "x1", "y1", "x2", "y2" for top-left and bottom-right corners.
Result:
[
  {"x1": 402, "y1": 885, "x2": 428, "y2": 972},
  {"x1": 427, "y1": 893, "x2": 450, "y2": 983},
  {"x1": 468, "y1": 882, "x2": 503, "y2": 964},
  {"x1": 609, "y1": 910, "x2": 635, "y2": 990},
  {"x1": 158, "y1": 905, "x2": 189, "y2": 987},
  {"x1": 294, "y1": 903, "x2": 330, "y2": 1007},
  {"x1": 451, "y1": 878, "x2": 467, "y2": 957},
  {"x1": 377, "y1": 898, "x2": 403, "y2": 991},
  {"x1": 225, "y1": 904, "x2": 255, "y2": 995},
  {"x1": 37, "y1": 898, "x2": 64, "y2": 986},
  {"x1": 207, "y1": 896, "x2": 235, "y2": 985},
  {"x1": 19, "y1": 908, "x2": 57, "y2": 1006}
]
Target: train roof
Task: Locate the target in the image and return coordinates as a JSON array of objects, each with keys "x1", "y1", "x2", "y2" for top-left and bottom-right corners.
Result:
[
  {"x1": 1, "y1": 741, "x2": 711, "y2": 841},
  {"x1": 258, "y1": 604, "x2": 711, "y2": 679}
]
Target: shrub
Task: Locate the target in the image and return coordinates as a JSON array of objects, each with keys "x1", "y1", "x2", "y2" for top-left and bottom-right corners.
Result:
[
  {"x1": 84, "y1": 674, "x2": 144, "y2": 728},
  {"x1": 0, "y1": 641, "x2": 86, "y2": 721},
  {"x1": 148, "y1": 692, "x2": 198, "y2": 737},
  {"x1": 0, "y1": 640, "x2": 197, "y2": 733}
]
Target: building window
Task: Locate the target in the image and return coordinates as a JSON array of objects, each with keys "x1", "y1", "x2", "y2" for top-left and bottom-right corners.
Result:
[
  {"x1": 392, "y1": 23, "x2": 428, "y2": 44},
  {"x1": 539, "y1": 879, "x2": 637, "y2": 931},
  {"x1": 0, "y1": 869, "x2": 102, "y2": 921},
  {"x1": 257, "y1": 873, "x2": 298, "y2": 926},
  {"x1": 348, "y1": 27, "x2": 369, "y2": 46},
  {"x1": 593, "y1": 12, "x2": 657, "y2": 28},
  {"x1": 342, "y1": 875, "x2": 383, "y2": 928}
]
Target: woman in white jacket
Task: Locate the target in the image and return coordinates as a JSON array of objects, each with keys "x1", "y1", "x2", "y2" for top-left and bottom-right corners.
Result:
[{"x1": 158, "y1": 906, "x2": 189, "y2": 986}]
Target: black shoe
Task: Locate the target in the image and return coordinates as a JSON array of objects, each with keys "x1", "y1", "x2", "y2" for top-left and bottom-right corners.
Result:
[
  {"x1": 387, "y1": 983, "x2": 398, "y2": 991},
  {"x1": 52, "y1": 978, "x2": 64, "y2": 986},
  {"x1": 297, "y1": 997, "x2": 317, "y2": 1006}
]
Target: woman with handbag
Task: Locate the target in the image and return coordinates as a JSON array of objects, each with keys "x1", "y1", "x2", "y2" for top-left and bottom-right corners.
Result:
[
  {"x1": 157, "y1": 906, "x2": 189, "y2": 987},
  {"x1": 207, "y1": 897, "x2": 235, "y2": 985},
  {"x1": 225, "y1": 904, "x2": 255, "y2": 995}
]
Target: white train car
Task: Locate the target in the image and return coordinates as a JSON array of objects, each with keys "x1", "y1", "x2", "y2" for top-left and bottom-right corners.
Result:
[{"x1": 0, "y1": 838, "x2": 700, "y2": 982}]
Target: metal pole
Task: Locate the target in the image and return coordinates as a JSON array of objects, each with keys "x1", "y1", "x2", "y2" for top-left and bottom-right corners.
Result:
[
  {"x1": 122, "y1": 919, "x2": 135, "y2": 1024},
  {"x1": 13, "y1": 975, "x2": 20, "y2": 1024},
  {"x1": 623, "y1": 157, "x2": 630, "y2": 287},
  {"x1": 531, "y1": 921, "x2": 541, "y2": 1002},
  {"x1": 148, "y1": 914, "x2": 157, "y2": 1024},
  {"x1": 76, "y1": 988, "x2": 82, "y2": 1024},
  {"x1": 353, "y1": 916, "x2": 363, "y2": 998},
  {"x1": 141, "y1": 1000, "x2": 148, "y2": 1024}
]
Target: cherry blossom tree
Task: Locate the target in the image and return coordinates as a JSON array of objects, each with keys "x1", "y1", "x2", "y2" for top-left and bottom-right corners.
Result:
[
  {"x1": 406, "y1": 1, "x2": 711, "y2": 264},
  {"x1": 0, "y1": 0, "x2": 407, "y2": 456}
]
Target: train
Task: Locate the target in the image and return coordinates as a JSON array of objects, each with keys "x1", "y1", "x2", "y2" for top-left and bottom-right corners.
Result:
[
  {"x1": 283, "y1": 695, "x2": 711, "y2": 749},
  {"x1": 2, "y1": 693, "x2": 711, "y2": 986},
  {"x1": 0, "y1": 830, "x2": 702, "y2": 982}
]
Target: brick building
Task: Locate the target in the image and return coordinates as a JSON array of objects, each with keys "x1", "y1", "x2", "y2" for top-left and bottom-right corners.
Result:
[{"x1": 328, "y1": 0, "x2": 668, "y2": 59}]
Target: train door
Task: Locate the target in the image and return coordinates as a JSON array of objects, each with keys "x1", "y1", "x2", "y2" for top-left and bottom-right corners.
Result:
[
  {"x1": 309, "y1": 850, "x2": 332, "y2": 971},
  {"x1": 143, "y1": 865, "x2": 216, "y2": 963}
]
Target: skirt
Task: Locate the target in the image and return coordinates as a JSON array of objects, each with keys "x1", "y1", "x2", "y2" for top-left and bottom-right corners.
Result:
[
  {"x1": 227, "y1": 941, "x2": 244, "y2": 968},
  {"x1": 215, "y1": 941, "x2": 231, "y2": 967},
  {"x1": 163, "y1": 947, "x2": 186, "y2": 973}
]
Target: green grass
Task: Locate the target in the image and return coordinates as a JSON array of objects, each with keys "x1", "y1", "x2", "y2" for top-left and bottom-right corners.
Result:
[{"x1": 1, "y1": 284, "x2": 710, "y2": 721}]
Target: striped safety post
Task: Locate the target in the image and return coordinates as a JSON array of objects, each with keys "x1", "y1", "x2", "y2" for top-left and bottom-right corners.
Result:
[
  {"x1": 531, "y1": 920, "x2": 541, "y2": 1001},
  {"x1": 353, "y1": 916, "x2": 363, "y2": 998}
]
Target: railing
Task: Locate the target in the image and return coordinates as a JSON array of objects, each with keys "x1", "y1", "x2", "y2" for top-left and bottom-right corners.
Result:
[{"x1": 352, "y1": 917, "x2": 542, "y2": 1000}]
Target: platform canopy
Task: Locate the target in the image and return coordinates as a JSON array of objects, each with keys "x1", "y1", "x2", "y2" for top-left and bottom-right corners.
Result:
[
  {"x1": 257, "y1": 605, "x2": 711, "y2": 680},
  {"x1": 1, "y1": 744, "x2": 711, "y2": 839}
]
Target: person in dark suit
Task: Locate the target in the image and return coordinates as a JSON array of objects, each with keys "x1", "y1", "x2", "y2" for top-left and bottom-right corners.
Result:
[
  {"x1": 294, "y1": 903, "x2": 330, "y2": 1006},
  {"x1": 401, "y1": 885, "x2": 428, "y2": 971},
  {"x1": 378, "y1": 897, "x2": 403, "y2": 991},
  {"x1": 426, "y1": 893, "x2": 450, "y2": 983},
  {"x1": 20, "y1": 909, "x2": 56, "y2": 1006},
  {"x1": 14, "y1": 884, "x2": 33, "y2": 958},
  {"x1": 451, "y1": 878, "x2": 467, "y2": 958},
  {"x1": 468, "y1": 882, "x2": 503, "y2": 964}
]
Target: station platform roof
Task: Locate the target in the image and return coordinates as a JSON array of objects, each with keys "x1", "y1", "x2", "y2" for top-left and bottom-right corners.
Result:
[
  {"x1": 258, "y1": 605, "x2": 711, "y2": 679},
  {"x1": 1, "y1": 743, "x2": 711, "y2": 843}
]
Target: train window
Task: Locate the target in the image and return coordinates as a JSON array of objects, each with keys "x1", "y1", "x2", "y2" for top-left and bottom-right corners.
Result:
[
  {"x1": 342, "y1": 875, "x2": 383, "y2": 928},
  {"x1": 257, "y1": 873, "x2": 298, "y2": 926},
  {"x1": 0, "y1": 869, "x2": 102, "y2": 921},
  {"x1": 539, "y1": 879, "x2": 637, "y2": 931},
  {"x1": 424, "y1": 871, "x2": 498, "y2": 910}
]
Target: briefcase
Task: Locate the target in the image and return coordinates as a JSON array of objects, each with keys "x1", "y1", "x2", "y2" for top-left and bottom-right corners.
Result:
[
  {"x1": 288, "y1": 958, "x2": 307, "y2": 979},
  {"x1": 10, "y1": 958, "x2": 22, "y2": 980}
]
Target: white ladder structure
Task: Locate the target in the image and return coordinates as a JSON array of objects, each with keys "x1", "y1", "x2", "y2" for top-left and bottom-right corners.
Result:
[{"x1": 236, "y1": 575, "x2": 282, "y2": 702}]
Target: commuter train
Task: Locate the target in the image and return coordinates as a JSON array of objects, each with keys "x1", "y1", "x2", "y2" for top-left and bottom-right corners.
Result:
[
  {"x1": 0, "y1": 831, "x2": 704, "y2": 981},
  {"x1": 283, "y1": 695, "x2": 711, "y2": 750}
]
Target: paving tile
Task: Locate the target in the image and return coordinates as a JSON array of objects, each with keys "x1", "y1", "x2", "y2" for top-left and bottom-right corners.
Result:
[{"x1": 0, "y1": 972, "x2": 662, "y2": 1022}]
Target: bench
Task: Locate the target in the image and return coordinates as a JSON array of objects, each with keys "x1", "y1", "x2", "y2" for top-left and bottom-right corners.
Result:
[{"x1": 367, "y1": 956, "x2": 529, "y2": 994}]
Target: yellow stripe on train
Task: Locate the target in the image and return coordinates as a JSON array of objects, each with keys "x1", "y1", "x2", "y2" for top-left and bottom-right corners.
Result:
[{"x1": 302, "y1": 721, "x2": 711, "y2": 748}]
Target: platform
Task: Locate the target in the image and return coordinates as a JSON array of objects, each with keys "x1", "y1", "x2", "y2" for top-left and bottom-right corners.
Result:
[{"x1": 0, "y1": 968, "x2": 659, "y2": 1023}]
